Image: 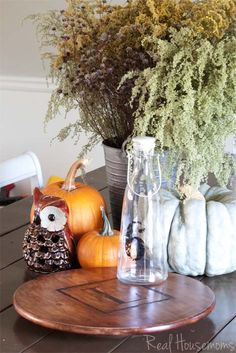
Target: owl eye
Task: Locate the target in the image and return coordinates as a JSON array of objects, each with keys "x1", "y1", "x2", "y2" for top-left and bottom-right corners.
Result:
[
  {"x1": 40, "y1": 206, "x2": 66, "y2": 232},
  {"x1": 48, "y1": 214, "x2": 56, "y2": 222}
]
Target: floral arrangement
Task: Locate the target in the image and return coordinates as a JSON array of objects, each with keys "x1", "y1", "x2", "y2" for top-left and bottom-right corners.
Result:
[{"x1": 31, "y1": 0, "x2": 236, "y2": 189}]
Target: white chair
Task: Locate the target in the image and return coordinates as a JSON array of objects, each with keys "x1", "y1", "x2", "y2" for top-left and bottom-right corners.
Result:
[{"x1": 0, "y1": 151, "x2": 44, "y2": 194}]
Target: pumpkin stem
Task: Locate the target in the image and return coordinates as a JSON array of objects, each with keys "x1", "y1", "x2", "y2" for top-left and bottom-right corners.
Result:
[
  {"x1": 100, "y1": 206, "x2": 113, "y2": 236},
  {"x1": 62, "y1": 159, "x2": 88, "y2": 191}
]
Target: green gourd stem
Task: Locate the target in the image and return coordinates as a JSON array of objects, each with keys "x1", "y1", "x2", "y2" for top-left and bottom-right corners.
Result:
[{"x1": 100, "y1": 206, "x2": 113, "y2": 236}]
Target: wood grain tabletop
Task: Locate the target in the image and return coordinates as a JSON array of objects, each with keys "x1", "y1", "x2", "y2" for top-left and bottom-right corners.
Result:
[{"x1": 0, "y1": 166, "x2": 236, "y2": 353}]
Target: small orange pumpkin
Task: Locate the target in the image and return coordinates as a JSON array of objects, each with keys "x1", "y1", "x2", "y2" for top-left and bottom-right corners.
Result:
[
  {"x1": 77, "y1": 207, "x2": 120, "y2": 268},
  {"x1": 30, "y1": 160, "x2": 106, "y2": 239}
]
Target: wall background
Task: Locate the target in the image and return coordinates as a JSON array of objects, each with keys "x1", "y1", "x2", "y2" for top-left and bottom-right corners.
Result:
[{"x1": 0, "y1": 0, "x2": 105, "y2": 194}]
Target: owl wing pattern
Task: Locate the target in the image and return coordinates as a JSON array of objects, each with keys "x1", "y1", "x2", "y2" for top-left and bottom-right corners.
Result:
[{"x1": 23, "y1": 223, "x2": 73, "y2": 273}]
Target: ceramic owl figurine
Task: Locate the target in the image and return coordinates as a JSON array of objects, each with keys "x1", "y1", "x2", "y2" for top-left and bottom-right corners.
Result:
[{"x1": 23, "y1": 188, "x2": 75, "y2": 273}]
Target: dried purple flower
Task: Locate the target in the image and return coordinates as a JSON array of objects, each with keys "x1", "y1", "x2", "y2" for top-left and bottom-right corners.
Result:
[
  {"x1": 80, "y1": 90, "x2": 85, "y2": 97},
  {"x1": 126, "y1": 47, "x2": 132, "y2": 53},
  {"x1": 100, "y1": 32, "x2": 108, "y2": 42}
]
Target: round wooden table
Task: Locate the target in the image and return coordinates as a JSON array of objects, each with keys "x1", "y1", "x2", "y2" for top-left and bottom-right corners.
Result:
[{"x1": 13, "y1": 267, "x2": 215, "y2": 336}]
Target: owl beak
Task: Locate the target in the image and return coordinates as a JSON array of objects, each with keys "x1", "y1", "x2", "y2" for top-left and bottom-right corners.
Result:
[{"x1": 34, "y1": 214, "x2": 41, "y2": 226}]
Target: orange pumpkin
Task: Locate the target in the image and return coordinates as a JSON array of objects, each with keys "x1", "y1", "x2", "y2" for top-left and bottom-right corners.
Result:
[
  {"x1": 77, "y1": 207, "x2": 120, "y2": 268},
  {"x1": 30, "y1": 160, "x2": 106, "y2": 239}
]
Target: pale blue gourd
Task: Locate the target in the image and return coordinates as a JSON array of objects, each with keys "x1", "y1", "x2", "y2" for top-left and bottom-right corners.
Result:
[{"x1": 161, "y1": 185, "x2": 236, "y2": 276}]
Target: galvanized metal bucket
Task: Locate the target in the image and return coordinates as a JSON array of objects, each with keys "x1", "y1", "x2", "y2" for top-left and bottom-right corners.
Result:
[
  {"x1": 103, "y1": 141, "x2": 177, "y2": 229},
  {"x1": 103, "y1": 141, "x2": 128, "y2": 230}
]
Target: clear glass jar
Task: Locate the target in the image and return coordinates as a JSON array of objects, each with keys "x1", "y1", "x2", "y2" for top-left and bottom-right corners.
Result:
[{"x1": 117, "y1": 136, "x2": 168, "y2": 285}]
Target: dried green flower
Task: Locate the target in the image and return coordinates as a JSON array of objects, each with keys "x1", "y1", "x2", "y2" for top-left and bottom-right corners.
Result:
[{"x1": 124, "y1": 28, "x2": 236, "y2": 189}]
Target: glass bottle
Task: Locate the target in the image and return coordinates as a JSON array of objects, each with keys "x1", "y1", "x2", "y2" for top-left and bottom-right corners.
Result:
[{"x1": 117, "y1": 136, "x2": 168, "y2": 285}]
